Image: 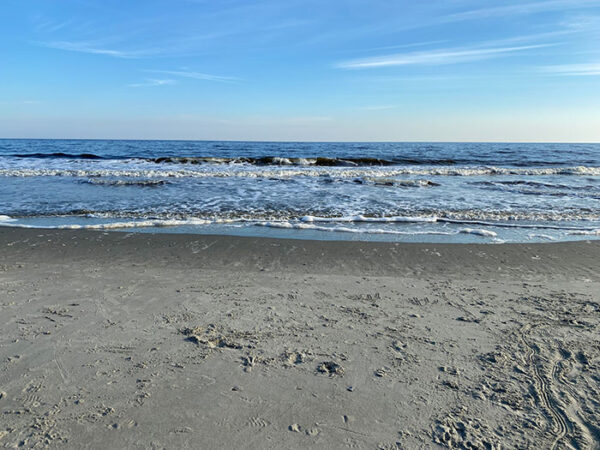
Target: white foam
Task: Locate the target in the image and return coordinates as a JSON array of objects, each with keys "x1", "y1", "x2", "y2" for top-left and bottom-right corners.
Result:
[
  {"x1": 527, "y1": 233, "x2": 557, "y2": 241},
  {"x1": 0, "y1": 218, "x2": 235, "y2": 230},
  {"x1": 2, "y1": 165, "x2": 600, "y2": 179},
  {"x1": 568, "y1": 229, "x2": 600, "y2": 235},
  {"x1": 59, "y1": 218, "x2": 218, "y2": 229},
  {"x1": 358, "y1": 177, "x2": 438, "y2": 187},
  {"x1": 0, "y1": 222, "x2": 46, "y2": 229},
  {"x1": 439, "y1": 218, "x2": 598, "y2": 231},
  {"x1": 299, "y1": 215, "x2": 599, "y2": 231},
  {"x1": 271, "y1": 157, "x2": 293, "y2": 165},
  {"x1": 256, "y1": 221, "x2": 497, "y2": 237},
  {"x1": 300, "y1": 215, "x2": 438, "y2": 224},
  {"x1": 2, "y1": 212, "x2": 597, "y2": 238},
  {"x1": 459, "y1": 228, "x2": 498, "y2": 237},
  {"x1": 83, "y1": 179, "x2": 169, "y2": 187},
  {"x1": 1, "y1": 216, "x2": 596, "y2": 242}
]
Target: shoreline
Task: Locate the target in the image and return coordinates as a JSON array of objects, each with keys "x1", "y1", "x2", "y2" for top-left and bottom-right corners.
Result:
[
  {"x1": 1, "y1": 227, "x2": 599, "y2": 448},
  {"x1": 2, "y1": 227, "x2": 600, "y2": 278}
]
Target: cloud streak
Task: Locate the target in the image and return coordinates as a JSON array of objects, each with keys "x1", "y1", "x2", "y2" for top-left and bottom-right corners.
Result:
[
  {"x1": 33, "y1": 18, "x2": 73, "y2": 33},
  {"x1": 128, "y1": 79, "x2": 177, "y2": 88},
  {"x1": 145, "y1": 69, "x2": 240, "y2": 83},
  {"x1": 542, "y1": 63, "x2": 600, "y2": 75},
  {"x1": 37, "y1": 40, "x2": 138, "y2": 58},
  {"x1": 337, "y1": 43, "x2": 556, "y2": 69},
  {"x1": 442, "y1": 0, "x2": 600, "y2": 23}
]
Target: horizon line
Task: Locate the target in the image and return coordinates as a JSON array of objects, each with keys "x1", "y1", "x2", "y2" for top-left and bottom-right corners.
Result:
[{"x1": 1, "y1": 136, "x2": 598, "y2": 144}]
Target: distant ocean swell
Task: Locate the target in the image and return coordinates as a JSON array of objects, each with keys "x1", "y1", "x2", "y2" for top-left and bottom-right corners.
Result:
[
  {"x1": 9, "y1": 153, "x2": 455, "y2": 166},
  {"x1": 7, "y1": 151, "x2": 600, "y2": 168}
]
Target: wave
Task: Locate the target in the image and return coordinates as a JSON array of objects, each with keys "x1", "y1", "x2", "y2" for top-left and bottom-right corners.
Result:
[
  {"x1": 301, "y1": 215, "x2": 438, "y2": 224},
  {"x1": 9, "y1": 152, "x2": 106, "y2": 160},
  {"x1": 301, "y1": 215, "x2": 600, "y2": 231},
  {"x1": 10, "y1": 151, "x2": 597, "y2": 169},
  {"x1": 147, "y1": 156, "x2": 459, "y2": 166},
  {"x1": 4, "y1": 208, "x2": 600, "y2": 225},
  {"x1": 3, "y1": 153, "x2": 459, "y2": 166},
  {"x1": 0, "y1": 216, "x2": 496, "y2": 238},
  {"x1": 471, "y1": 179, "x2": 600, "y2": 194},
  {"x1": 567, "y1": 229, "x2": 600, "y2": 236},
  {"x1": 0, "y1": 217, "x2": 236, "y2": 230},
  {"x1": 256, "y1": 221, "x2": 497, "y2": 237},
  {"x1": 528, "y1": 233, "x2": 557, "y2": 241},
  {"x1": 80, "y1": 179, "x2": 171, "y2": 187},
  {"x1": 354, "y1": 177, "x2": 440, "y2": 187},
  {"x1": 2, "y1": 213, "x2": 599, "y2": 240},
  {"x1": 2, "y1": 165, "x2": 600, "y2": 179},
  {"x1": 472, "y1": 180, "x2": 578, "y2": 189},
  {"x1": 14, "y1": 152, "x2": 586, "y2": 168},
  {"x1": 3, "y1": 213, "x2": 588, "y2": 233},
  {"x1": 4, "y1": 150, "x2": 599, "y2": 170}
]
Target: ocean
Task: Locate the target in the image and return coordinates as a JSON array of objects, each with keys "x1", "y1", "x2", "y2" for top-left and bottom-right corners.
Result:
[{"x1": 1, "y1": 139, "x2": 599, "y2": 243}]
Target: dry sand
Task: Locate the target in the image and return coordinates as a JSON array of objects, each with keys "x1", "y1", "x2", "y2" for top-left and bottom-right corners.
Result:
[{"x1": 1, "y1": 228, "x2": 599, "y2": 449}]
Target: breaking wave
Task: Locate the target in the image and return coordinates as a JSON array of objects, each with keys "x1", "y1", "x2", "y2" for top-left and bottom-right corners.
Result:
[
  {"x1": 9, "y1": 152, "x2": 106, "y2": 160},
  {"x1": 256, "y1": 221, "x2": 497, "y2": 237},
  {"x1": 2, "y1": 165, "x2": 600, "y2": 179},
  {"x1": 300, "y1": 215, "x2": 600, "y2": 231},
  {"x1": 146, "y1": 155, "x2": 460, "y2": 166},
  {"x1": 79, "y1": 179, "x2": 171, "y2": 187}
]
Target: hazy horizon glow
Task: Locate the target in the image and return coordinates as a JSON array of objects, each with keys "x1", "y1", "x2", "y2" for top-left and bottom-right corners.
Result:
[{"x1": 2, "y1": 0, "x2": 600, "y2": 142}]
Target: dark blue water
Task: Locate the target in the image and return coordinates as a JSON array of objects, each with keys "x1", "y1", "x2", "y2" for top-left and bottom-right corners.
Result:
[
  {"x1": 2, "y1": 139, "x2": 600, "y2": 166},
  {"x1": 1, "y1": 139, "x2": 599, "y2": 242}
]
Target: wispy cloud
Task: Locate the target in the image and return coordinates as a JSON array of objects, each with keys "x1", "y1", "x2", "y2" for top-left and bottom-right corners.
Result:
[
  {"x1": 442, "y1": 0, "x2": 600, "y2": 23},
  {"x1": 128, "y1": 79, "x2": 177, "y2": 88},
  {"x1": 145, "y1": 69, "x2": 240, "y2": 83},
  {"x1": 345, "y1": 40, "x2": 449, "y2": 56},
  {"x1": 542, "y1": 63, "x2": 600, "y2": 75},
  {"x1": 337, "y1": 43, "x2": 556, "y2": 69},
  {"x1": 33, "y1": 18, "x2": 73, "y2": 33},
  {"x1": 352, "y1": 75, "x2": 466, "y2": 83},
  {"x1": 559, "y1": 13, "x2": 600, "y2": 32},
  {"x1": 37, "y1": 40, "x2": 137, "y2": 58}
]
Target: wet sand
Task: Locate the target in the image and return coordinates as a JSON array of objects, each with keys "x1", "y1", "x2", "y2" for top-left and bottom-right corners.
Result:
[{"x1": 1, "y1": 228, "x2": 599, "y2": 449}]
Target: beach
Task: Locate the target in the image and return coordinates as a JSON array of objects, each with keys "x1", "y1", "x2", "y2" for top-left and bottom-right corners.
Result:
[
  {"x1": 1, "y1": 228, "x2": 599, "y2": 448},
  {"x1": 4, "y1": 0, "x2": 600, "y2": 446}
]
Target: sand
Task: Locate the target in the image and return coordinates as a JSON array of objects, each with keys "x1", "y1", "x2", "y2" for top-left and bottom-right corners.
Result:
[{"x1": 1, "y1": 228, "x2": 599, "y2": 449}]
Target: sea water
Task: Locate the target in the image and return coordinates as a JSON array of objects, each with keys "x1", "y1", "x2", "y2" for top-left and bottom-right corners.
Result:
[{"x1": 1, "y1": 139, "x2": 599, "y2": 243}]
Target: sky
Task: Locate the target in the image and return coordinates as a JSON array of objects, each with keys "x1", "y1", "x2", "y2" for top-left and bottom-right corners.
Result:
[{"x1": 1, "y1": 0, "x2": 600, "y2": 142}]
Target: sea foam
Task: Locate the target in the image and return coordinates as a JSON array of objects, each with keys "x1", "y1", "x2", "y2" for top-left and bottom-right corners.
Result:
[
  {"x1": 256, "y1": 221, "x2": 497, "y2": 237},
  {"x1": 2, "y1": 165, "x2": 600, "y2": 179}
]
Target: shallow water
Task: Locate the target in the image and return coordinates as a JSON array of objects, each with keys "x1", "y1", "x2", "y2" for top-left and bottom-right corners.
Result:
[{"x1": 1, "y1": 139, "x2": 599, "y2": 242}]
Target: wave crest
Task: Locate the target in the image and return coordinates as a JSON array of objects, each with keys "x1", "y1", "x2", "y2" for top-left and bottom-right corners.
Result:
[{"x1": 2, "y1": 165, "x2": 600, "y2": 179}]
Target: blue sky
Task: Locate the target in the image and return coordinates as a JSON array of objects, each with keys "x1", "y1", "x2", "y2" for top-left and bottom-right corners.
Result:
[{"x1": 1, "y1": 0, "x2": 600, "y2": 141}]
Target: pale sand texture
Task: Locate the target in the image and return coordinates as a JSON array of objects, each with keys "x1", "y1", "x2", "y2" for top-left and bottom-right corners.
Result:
[{"x1": 1, "y1": 228, "x2": 599, "y2": 449}]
